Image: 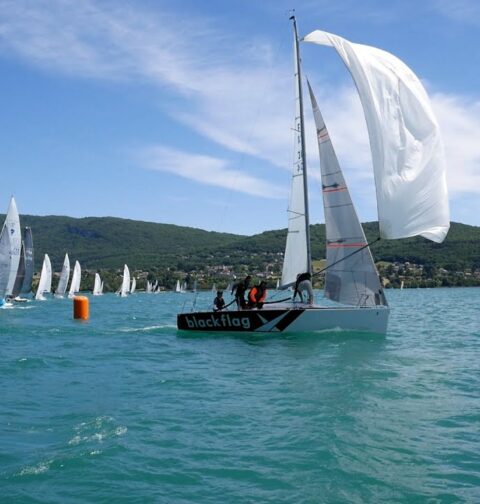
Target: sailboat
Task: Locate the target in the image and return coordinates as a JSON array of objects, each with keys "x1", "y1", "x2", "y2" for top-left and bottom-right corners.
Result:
[
  {"x1": 175, "y1": 280, "x2": 183, "y2": 293},
  {"x1": 0, "y1": 197, "x2": 21, "y2": 305},
  {"x1": 92, "y1": 272, "x2": 102, "y2": 296},
  {"x1": 55, "y1": 253, "x2": 70, "y2": 297},
  {"x1": 20, "y1": 227, "x2": 34, "y2": 296},
  {"x1": 211, "y1": 283, "x2": 216, "y2": 293},
  {"x1": 119, "y1": 264, "x2": 130, "y2": 297},
  {"x1": 35, "y1": 254, "x2": 52, "y2": 300},
  {"x1": 130, "y1": 277, "x2": 136, "y2": 294},
  {"x1": 177, "y1": 17, "x2": 449, "y2": 334},
  {"x1": 146, "y1": 280, "x2": 152, "y2": 293},
  {"x1": 68, "y1": 260, "x2": 81, "y2": 298}
]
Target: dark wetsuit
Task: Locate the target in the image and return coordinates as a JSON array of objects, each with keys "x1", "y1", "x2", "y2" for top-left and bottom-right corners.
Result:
[
  {"x1": 232, "y1": 278, "x2": 250, "y2": 310},
  {"x1": 213, "y1": 296, "x2": 225, "y2": 311}
]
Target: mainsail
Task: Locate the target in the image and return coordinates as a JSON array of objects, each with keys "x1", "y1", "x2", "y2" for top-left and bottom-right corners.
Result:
[
  {"x1": 303, "y1": 30, "x2": 450, "y2": 243},
  {"x1": 2, "y1": 197, "x2": 21, "y2": 297},
  {"x1": 93, "y1": 273, "x2": 102, "y2": 296},
  {"x1": 11, "y1": 241, "x2": 26, "y2": 299},
  {"x1": 130, "y1": 277, "x2": 136, "y2": 294},
  {"x1": 308, "y1": 82, "x2": 387, "y2": 307},
  {"x1": 282, "y1": 17, "x2": 311, "y2": 288},
  {"x1": 0, "y1": 227, "x2": 12, "y2": 299},
  {"x1": 21, "y1": 227, "x2": 34, "y2": 294},
  {"x1": 68, "y1": 260, "x2": 81, "y2": 298},
  {"x1": 56, "y1": 253, "x2": 70, "y2": 297},
  {"x1": 35, "y1": 254, "x2": 52, "y2": 300},
  {"x1": 120, "y1": 264, "x2": 130, "y2": 297}
]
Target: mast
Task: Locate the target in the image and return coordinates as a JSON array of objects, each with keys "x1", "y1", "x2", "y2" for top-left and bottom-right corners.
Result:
[{"x1": 291, "y1": 15, "x2": 311, "y2": 274}]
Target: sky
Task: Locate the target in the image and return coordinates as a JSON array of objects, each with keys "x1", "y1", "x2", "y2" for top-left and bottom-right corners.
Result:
[{"x1": 0, "y1": 0, "x2": 479, "y2": 236}]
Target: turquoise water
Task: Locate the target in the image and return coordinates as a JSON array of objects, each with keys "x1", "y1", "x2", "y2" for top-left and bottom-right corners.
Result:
[{"x1": 1, "y1": 288, "x2": 479, "y2": 503}]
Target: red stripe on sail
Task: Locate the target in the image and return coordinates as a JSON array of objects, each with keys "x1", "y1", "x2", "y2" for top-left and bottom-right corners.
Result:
[
  {"x1": 323, "y1": 186, "x2": 347, "y2": 193},
  {"x1": 327, "y1": 242, "x2": 366, "y2": 248}
]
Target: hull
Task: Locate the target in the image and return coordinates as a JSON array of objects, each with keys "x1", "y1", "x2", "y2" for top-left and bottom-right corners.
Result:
[{"x1": 177, "y1": 305, "x2": 390, "y2": 335}]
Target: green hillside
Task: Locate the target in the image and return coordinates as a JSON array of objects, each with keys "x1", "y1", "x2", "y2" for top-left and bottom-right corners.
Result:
[{"x1": 2, "y1": 215, "x2": 479, "y2": 284}]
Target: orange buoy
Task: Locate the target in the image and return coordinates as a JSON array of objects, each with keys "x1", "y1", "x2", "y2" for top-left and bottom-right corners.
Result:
[{"x1": 73, "y1": 295, "x2": 89, "y2": 320}]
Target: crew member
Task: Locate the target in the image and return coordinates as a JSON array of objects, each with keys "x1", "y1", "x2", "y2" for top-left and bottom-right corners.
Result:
[
  {"x1": 231, "y1": 275, "x2": 251, "y2": 310},
  {"x1": 293, "y1": 272, "x2": 314, "y2": 305},
  {"x1": 213, "y1": 290, "x2": 225, "y2": 311},
  {"x1": 248, "y1": 281, "x2": 267, "y2": 309}
]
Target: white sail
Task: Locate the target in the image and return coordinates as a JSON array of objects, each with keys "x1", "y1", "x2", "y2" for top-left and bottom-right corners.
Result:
[
  {"x1": 35, "y1": 254, "x2": 52, "y2": 300},
  {"x1": 68, "y1": 261, "x2": 81, "y2": 298},
  {"x1": 11, "y1": 241, "x2": 26, "y2": 299},
  {"x1": 304, "y1": 30, "x2": 450, "y2": 243},
  {"x1": 130, "y1": 277, "x2": 136, "y2": 294},
  {"x1": 120, "y1": 264, "x2": 130, "y2": 297},
  {"x1": 282, "y1": 21, "x2": 310, "y2": 288},
  {"x1": 0, "y1": 198, "x2": 22, "y2": 298},
  {"x1": 100, "y1": 280, "x2": 104, "y2": 294},
  {"x1": 55, "y1": 253, "x2": 70, "y2": 297},
  {"x1": 146, "y1": 280, "x2": 152, "y2": 293},
  {"x1": 276, "y1": 279, "x2": 280, "y2": 290},
  {"x1": 211, "y1": 283, "x2": 216, "y2": 293},
  {"x1": 93, "y1": 273, "x2": 102, "y2": 295},
  {"x1": 308, "y1": 81, "x2": 387, "y2": 307},
  {"x1": 175, "y1": 280, "x2": 181, "y2": 293},
  {"x1": 21, "y1": 227, "x2": 34, "y2": 294}
]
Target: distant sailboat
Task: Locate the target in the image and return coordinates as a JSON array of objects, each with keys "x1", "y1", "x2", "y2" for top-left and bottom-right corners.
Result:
[
  {"x1": 146, "y1": 280, "x2": 152, "y2": 293},
  {"x1": 68, "y1": 260, "x2": 81, "y2": 298},
  {"x1": 55, "y1": 253, "x2": 70, "y2": 297},
  {"x1": 211, "y1": 283, "x2": 216, "y2": 293},
  {"x1": 100, "y1": 280, "x2": 104, "y2": 294},
  {"x1": 93, "y1": 273, "x2": 102, "y2": 296},
  {"x1": 20, "y1": 227, "x2": 34, "y2": 295},
  {"x1": 130, "y1": 277, "x2": 136, "y2": 294},
  {"x1": 175, "y1": 280, "x2": 181, "y2": 293},
  {"x1": 35, "y1": 254, "x2": 52, "y2": 300},
  {"x1": 120, "y1": 264, "x2": 130, "y2": 297},
  {"x1": 11, "y1": 241, "x2": 26, "y2": 300},
  {"x1": 0, "y1": 197, "x2": 21, "y2": 304},
  {"x1": 276, "y1": 279, "x2": 280, "y2": 290}
]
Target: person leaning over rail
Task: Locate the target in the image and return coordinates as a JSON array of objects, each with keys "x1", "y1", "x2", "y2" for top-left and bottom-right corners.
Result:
[
  {"x1": 231, "y1": 275, "x2": 251, "y2": 310},
  {"x1": 293, "y1": 272, "x2": 314, "y2": 305}
]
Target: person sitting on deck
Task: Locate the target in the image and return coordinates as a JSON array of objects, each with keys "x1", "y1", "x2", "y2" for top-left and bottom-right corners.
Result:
[
  {"x1": 231, "y1": 275, "x2": 251, "y2": 310},
  {"x1": 248, "y1": 281, "x2": 268, "y2": 309},
  {"x1": 293, "y1": 272, "x2": 314, "y2": 305},
  {"x1": 213, "y1": 290, "x2": 225, "y2": 312}
]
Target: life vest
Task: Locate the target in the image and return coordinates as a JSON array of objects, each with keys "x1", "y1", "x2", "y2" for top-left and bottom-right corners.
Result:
[{"x1": 249, "y1": 286, "x2": 266, "y2": 304}]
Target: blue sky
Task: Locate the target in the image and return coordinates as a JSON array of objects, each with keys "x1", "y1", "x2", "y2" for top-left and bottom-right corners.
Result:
[{"x1": 0, "y1": 0, "x2": 479, "y2": 236}]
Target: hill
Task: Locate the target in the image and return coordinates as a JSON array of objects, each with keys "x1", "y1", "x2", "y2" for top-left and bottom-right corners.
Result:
[{"x1": 1, "y1": 214, "x2": 479, "y2": 289}]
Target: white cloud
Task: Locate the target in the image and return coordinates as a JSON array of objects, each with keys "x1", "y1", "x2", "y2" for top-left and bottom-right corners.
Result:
[{"x1": 139, "y1": 145, "x2": 287, "y2": 199}]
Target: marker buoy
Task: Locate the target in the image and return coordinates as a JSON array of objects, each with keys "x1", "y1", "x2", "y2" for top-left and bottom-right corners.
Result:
[{"x1": 73, "y1": 296, "x2": 89, "y2": 320}]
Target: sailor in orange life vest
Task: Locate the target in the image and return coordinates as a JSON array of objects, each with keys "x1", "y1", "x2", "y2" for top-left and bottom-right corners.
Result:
[
  {"x1": 247, "y1": 281, "x2": 268, "y2": 309},
  {"x1": 293, "y1": 272, "x2": 314, "y2": 305}
]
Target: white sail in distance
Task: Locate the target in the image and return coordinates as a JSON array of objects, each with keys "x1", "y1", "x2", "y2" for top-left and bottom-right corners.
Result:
[
  {"x1": 282, "y1": 19, "x2": 310, "y2": 288},
  {"x1": 120, "y1": 265, "x2": 130, "y2": 297},
  {"x1": 2, "y1": 197, "x2": 22, "y2": 297},
  {"x1": 130, "y1": 277, "x2": 136, "y2": 294},
  {"x1": 21, "y1": 227, "x2": 34, "y2": 294},
  {"x1": 55, "y1": 253, "x2": 70, "y2": 297},
  {"x1": 35, "y1": 254, "x2": 52, "y2": 300},
  {"x1": 303, "y1": 30, "x2": 449, "y2": 243},
  {"x1": 93, "y1": 273, "x2": 102, "y2": 296},
  {"x1": 68, "y1": 261, "x2": 81, "y2": 298},
  {"x1": 308, "y1": 81, "x2": 387, "y2": 307},
  {"x1": 175, "y1": 280, "x2": 181, "y2": 293}
]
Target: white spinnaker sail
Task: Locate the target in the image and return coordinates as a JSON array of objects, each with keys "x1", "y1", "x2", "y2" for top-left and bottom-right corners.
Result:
[
  {"x1": 93, "y1": 273, "x2": 101, "y2": 295},
  {"x1": 131, "y1": 277, "x2": 136, "y2": 294},
  {"x1": 2, "y1": 197, "x2": 21, "y2": 297},
  {"x1": 21, "y1": 227, "x2": 34, "y2": 294},
  {"x1": 304, "y1": 30, "x2": 449, "y2": 243},
  {"x1": 282, "y1": 21, "x2": 310, "y2": 288},
  {"x1": 35, "y1": 254, "x2": 52, "y2": 300},
  {"x1": 68, "y1": 261, "x2": 81, "y2": 298},
  {"x1": 56, "y1": 253, "x2": 70, "y2": 297},
  {"x1": 308, "y1": 81, "x2": 387, "y2": 307},
  {"x1": 120, "y1": 265, "x2": 130, "y2": 297}
]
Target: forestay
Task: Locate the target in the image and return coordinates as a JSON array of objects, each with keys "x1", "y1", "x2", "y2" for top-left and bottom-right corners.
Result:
[
  {"x1": 308, "y1": 82, "x2": 387, "y2": 307},
  {"x1": 304, "y1": 30, "x2": 450, "y2": 243}
]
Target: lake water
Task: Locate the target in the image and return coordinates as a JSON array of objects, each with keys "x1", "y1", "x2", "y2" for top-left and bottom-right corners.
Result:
[{"x1": 1, "y1": 288, "x2": 479, "y2": 503}]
